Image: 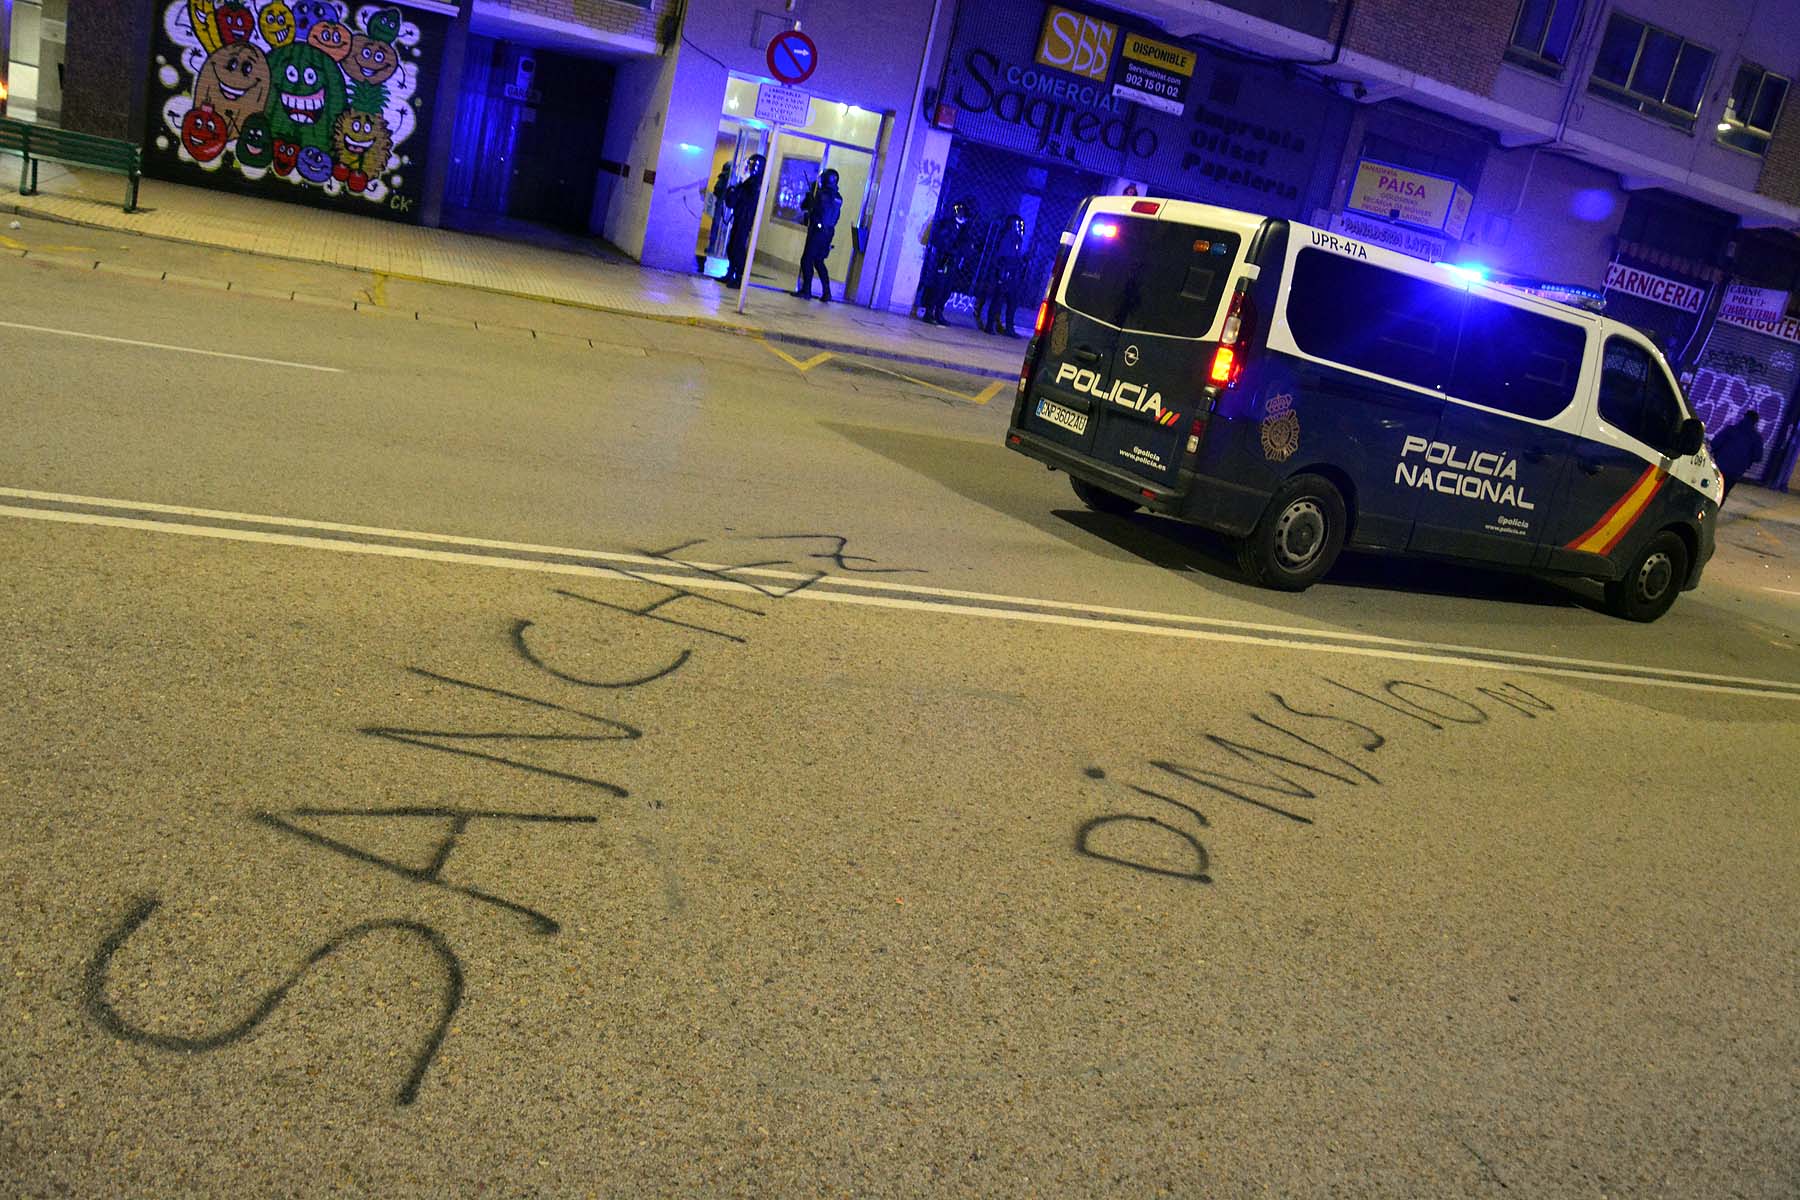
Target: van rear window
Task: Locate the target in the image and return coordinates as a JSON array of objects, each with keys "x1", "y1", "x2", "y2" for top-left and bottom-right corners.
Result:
[{"x1": 1063, "y1": 216, "x2": 1239, "y2": 338}]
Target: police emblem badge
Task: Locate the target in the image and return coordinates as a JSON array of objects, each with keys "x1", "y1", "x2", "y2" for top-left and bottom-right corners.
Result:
[{"x1": 1261, "y1": 393, "x2": 1300, "y2": 462}]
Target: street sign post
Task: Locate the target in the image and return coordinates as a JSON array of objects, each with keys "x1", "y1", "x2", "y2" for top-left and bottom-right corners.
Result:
[
  {"x1": 735, "y1": 81, "x2": 817, "y2": 316},
  {"x1": 765, "y1": 29, "x2": 818, "y2": 86}
]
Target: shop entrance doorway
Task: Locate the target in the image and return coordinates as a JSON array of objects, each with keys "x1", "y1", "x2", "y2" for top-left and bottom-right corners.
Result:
[{"x1": 700, "y1": 77, "x2": 886, "y2": 300}]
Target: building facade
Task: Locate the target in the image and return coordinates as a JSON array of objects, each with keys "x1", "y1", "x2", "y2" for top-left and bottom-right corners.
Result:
[{"x1": 7, "y1": 0, "x2": 1799, "y2": 484}]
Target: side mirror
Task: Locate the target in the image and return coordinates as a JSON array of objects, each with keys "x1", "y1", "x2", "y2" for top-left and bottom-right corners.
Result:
[{"x1": 1676, "y1": 417, "x2": 1706, "y2": 457}]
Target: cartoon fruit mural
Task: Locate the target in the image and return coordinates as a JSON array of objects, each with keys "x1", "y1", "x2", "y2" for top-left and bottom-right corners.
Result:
[
  {"x1": 307, "y1": 19, "x2": 353, "y2": 63},
  {"x1": 289, "y1": 0, "x2": 341, "y2": 43},
  {"x1": 265, "y1": 42, "x2": 346, "y2": 153},
  {"x1": 194, "y1": 42, "x2": 269, "y2": 134},
  {"x1": 235, "y1": 112, "x2": 275, "y2": 168},
  {"x1": 258, "y1": 0, "x2": 297, "y2": 48},
  {"x1": 214, "y1": 1, "x2": 255, "y2": 45},
  {"x1": 332, "y1": 109, "x2": 392, "y2": 192},
  {"x1": 180, "y1": 103, "x2": 230, "y2": 162},
  {"x1": 187, "y1": 0, "x2": 223, "y2": 53},
  {"x1": 296, "y1": 146, "x2": 336, "y2": 184}
]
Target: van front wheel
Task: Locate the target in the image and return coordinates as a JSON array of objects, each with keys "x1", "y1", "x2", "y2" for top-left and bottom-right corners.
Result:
[
  {"x1": 1070, "y1": 476, "x2": 1140, "y2": 515},
  {"x1": 1237, "y1": 475, "x2": 1347, "y2": 591},
  {"x1": 1604, "y1": 530, "x2": 1687, "y2": 622}
]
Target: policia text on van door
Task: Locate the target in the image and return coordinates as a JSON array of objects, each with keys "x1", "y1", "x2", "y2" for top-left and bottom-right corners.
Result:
[{"x1": 1005, "y1": 198, "x2": 1722, "y2": 622}]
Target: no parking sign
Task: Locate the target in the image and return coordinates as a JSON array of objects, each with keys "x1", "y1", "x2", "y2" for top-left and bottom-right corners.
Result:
[{"x1": 766, "y1": 30, "x2": 819, "y2": 86}]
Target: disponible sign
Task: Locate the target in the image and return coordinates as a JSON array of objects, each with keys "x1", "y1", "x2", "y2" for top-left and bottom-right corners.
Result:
[
  {"x1": 1605, "y1": 262, "x2": 1704, "y2": 313},
  {"x1": 1717, "y1": 283, "x2": 1792, "y2": 329},
  {"x1": 1113, "y1": 32, "x2": 1193, "y2": 116},
  {"x1": 1348, "y1": 159, "x2": 1472, "y2": 236}
]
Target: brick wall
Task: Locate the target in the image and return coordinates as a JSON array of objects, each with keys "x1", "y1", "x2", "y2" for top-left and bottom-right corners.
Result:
[
  {"x1": 482, "y1": 0, "x2": 674, "y2": 43},
  {"x1": 1756, "y1": 94, "x2": 1800, "y2": 208},
  {"x1": 1338, "y1": 0, "x2": 1513, "y2": 97},
  {"x1": 61, "y1": 0, "x2": 155, "y2": 139}
]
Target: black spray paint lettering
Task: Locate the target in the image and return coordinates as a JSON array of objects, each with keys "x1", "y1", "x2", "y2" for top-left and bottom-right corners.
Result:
[
  {"x1": 1077, "y1": 678, "x2": 1556, "y2": 885},
  {"x1": 1149, "y1": 708, "x2": 1382, "y2": 826},
  {"x1": 755, "y1": 534, "x2": 928, "y2": 576},
  {"x1": 510, "y1": 618, "x2": 693, "y2": 690},
  {"x1": 1075, "y1": 767, "x2": 1212, "y2": 883},
  {"x1": 553, "y1": 582, "x2": 760, "y2": 645},
  {"x1": 1076, "y1": 814, "x2": 1211, "y2": 883},
  {"x1": 84, "y1": 897, "x2": 462, "y2": 1107},
  {"x1": 640, "y1": 537, "x2": 826, "y2": 601},
  {"x1": 256, "y1": 807, "x2": 598, "y2": 935},
  {"x1": 362, "y1": 668, "x2": 642, "y2": 798}
]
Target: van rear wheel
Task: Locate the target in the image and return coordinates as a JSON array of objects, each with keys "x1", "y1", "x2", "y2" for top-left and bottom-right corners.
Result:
[
  {"x1": 1603, "y1": 530, "x2": 1687, "y2": 622},
  {"x1": 1237, "y1": 474, "x2": 1347, "y2": 592},
  {"x1": 1070, "y1": 476, "x2": 1140, "y2": 516}
]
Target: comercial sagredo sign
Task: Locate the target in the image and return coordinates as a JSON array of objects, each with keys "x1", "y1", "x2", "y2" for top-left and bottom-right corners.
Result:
[{"x1": 941, "y1": 0, "x2": 1334, "y2": 217}]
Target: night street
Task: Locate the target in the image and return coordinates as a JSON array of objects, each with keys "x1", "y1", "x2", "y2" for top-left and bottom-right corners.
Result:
[{"x1": 3, "y1": 228, "x2": 1798, "y2": 1196}]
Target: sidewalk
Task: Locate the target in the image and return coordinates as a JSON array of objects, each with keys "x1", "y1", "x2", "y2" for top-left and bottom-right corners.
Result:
[
  {"x1": 1728, "y1": 481, "x2": 1800, "y2": 526},
  {"x1": 1, "y1": 159, "x2": 1025, "y2": 380}
]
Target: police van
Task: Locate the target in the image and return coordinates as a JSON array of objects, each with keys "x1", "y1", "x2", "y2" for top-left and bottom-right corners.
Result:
[{"x1": 1005, "y1": 196, "x2": 1722, "y2": 622}]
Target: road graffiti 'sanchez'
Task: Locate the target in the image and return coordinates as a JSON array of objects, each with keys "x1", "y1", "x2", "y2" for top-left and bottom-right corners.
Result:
[
  {"x1": 82, "y1": 533, "x2": 920, "y2": 1108},
  {"x1": 1078, "y1": 678, "x2": 1556, "y2": 884}
]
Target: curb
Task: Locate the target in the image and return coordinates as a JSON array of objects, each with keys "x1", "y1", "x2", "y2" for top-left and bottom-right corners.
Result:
[{"x1": 6, "y1": 200, "x2": 1018, "y2": 382}]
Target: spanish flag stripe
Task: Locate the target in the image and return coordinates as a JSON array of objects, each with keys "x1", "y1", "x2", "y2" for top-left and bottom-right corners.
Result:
[{"x1": 1566, "y1": 464, "x2": 1665, "y2": 554}]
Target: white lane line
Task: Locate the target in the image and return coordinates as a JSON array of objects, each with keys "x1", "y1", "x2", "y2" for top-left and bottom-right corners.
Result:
[
  {"x1": 0, "y1": 320, "x2": 342, "y2": 373},
  {"x1": 0, "y1": 485, "x2": 1790, "y2": 692},
  {"x1": 1765, "y1": 587, "x2": 1800, "y2": 598},
  {"x1": 4, "y1": 502, "x2": 1799, "y2": 703}
]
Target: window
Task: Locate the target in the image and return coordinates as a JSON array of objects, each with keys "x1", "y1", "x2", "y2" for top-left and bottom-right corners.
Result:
[
  {"x1": 1589, "y1": 13, "x2": 1715, "y2": 130},
  {"x1": 1450, "y1": 297, "x2": 1586, "y2": 420},
  {"x1": 1598, "y1": 338, "x2": 1685, "y2": 454},
  {"x1": 1717, "y1": 63, "x2": 1790, "y2": 156},
  {"x1": 1064, "y1": 217, "x2": 1239, "y2": 338},
  {"x1": 1507, "y1": 0, "x2": 1584, "y2": 77},
  {"x1": 1285, "y1": 250, "x2": 1465, "y2": 392}
]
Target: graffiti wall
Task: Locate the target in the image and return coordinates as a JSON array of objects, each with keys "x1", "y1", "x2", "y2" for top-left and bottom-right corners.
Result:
[
  {"x1": 144, "y1": 1, "x2": 447, "y2": 221},
  {"x1": 1688, "y1": 315, "x2": 1799, "y2": 485}
]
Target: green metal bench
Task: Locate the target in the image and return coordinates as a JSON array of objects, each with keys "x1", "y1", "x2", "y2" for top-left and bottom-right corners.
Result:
[{"x1": 0, "y1": 117, "x2": 142, "y2": 213}]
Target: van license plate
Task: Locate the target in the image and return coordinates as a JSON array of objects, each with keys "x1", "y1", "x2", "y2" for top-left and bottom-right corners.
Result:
[{"x1": 1036, "y1": 398, "x2": 1087, "y2": 435}]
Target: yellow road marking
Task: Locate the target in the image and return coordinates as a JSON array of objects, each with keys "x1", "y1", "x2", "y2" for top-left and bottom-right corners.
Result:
[
  {"x1": 760, "y1": 341, "x2": 834, "y2": 372},
  {"x1": 1, "y1": 233, "x2": 93, "y2": 253},
  {"x1": 860, "y1": 360, "x2": 1004, "y2": 405},
  {"x1": 371, "y1": 272, "x2": 391, "y2": 308},
  {"x1": 760, "y1": 338, "x2": 1006, "y2": 405}
]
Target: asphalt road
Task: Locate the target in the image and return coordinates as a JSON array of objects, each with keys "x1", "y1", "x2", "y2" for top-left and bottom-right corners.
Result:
[{"x1": 2, "y1": 226, "x2": 1797, "y2": 1198}]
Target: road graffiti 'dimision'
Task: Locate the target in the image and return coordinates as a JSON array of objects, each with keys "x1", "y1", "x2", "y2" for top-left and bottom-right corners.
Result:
[
  {"x1": 82, "y1": 533, "x2": 919, "y2": 1107},
  {"x1": 1077, "y1": 678, "x2": 1556, "y2": 885}
]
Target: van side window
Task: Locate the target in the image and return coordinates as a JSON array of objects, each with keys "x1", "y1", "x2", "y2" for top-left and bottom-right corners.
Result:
[
  {"x1": 1599, "y1": 338, "x2": 1684, "y2": 454},
  {"x1": 1450, "y1": 297, "x2": 1585, "y2": 420},
  {"x1": 1286, "y1": 249, "x2": 1463, "y2": 392}
]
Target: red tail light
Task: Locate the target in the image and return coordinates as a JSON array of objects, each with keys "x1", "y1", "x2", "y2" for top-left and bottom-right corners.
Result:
[
  {"x1": 1208, "y1": 284, "x2": 1255, "y2": 389},
  {"x1": 1207, "y1": 346, "x2": 1236, "y2": 385},
  {"x1": 1131, "y1": 200, "x2": 1162, "y2": 215},
  {"x1": 1035, "y1": 300, "x2": 1052, "y2": 336}
]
